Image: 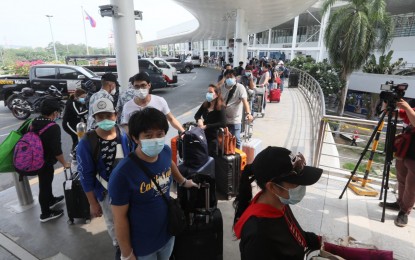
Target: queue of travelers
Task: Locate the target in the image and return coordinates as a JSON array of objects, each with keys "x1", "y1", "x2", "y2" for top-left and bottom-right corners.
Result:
[{"x1": 19, "y1": 62, "x2": 412, "y2": 260}]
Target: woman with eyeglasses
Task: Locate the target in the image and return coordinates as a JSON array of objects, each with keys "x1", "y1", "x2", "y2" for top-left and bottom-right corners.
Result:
[{"x1": 233, "y1": 146, "x2": 323, "y2": 260}]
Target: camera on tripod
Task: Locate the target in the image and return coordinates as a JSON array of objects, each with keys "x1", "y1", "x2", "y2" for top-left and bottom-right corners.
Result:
[{"x1": 379, "y1": 81, "x2": 408, "y2": 103}]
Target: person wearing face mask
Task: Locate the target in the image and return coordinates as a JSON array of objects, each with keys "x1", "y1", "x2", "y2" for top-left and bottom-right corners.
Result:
[
  {"x1": 238, "y1": 65, "x2": 256, "y2": 115},
  {"x1": 233, "y1": 146, "x2": 323, "y2": 260},
  {"x1": 109, "y1": 107, "x2": 197, "y2": 260},
  {"x1": 221, "y1": 69, "x2": 253, "y2": 148},
  {"x1": 194, "y1": 84, "x2": 226, "y2": 156},
  {"x1": 121, "y1": 72, "x2": 185, "y2": 134},
  {"x1": 87, "y1": 72, "x2": 119, "y2": 130},
  {"x1": 30, "y1": 99, "x2": 71, "y2": 222},
  {"x1": 77, "y1": 98, "x2": 134, "y2": 259},
  {"x1": 62, "y1": 88, "x2": 88, "y2": 154}
]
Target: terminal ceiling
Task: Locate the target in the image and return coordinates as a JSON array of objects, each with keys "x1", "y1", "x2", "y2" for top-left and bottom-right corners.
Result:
[{"x1": 140, "y1": 0, "x2": 319, "y2": 47}]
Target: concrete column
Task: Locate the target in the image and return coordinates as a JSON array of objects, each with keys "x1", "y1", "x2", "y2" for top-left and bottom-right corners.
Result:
[
  {"x1": 110, "y1": 0, "x2": 139, "y2": 90},
  {"x1": 234, "y1": 8, "x2": 247, "y2": 68},
  {"x1": 290, "y1": 16, "x2": 299, "y2": 61},
  {"x1": 318, "y1": 8, "x2": 330, "y2": 62},
  {"x1": 207, "y1": 40, "x2": 211, "y2": 59},
  {"x1": 225, "y1": 38, "x2": 229, "y2": 65},
  {"x1": 267, "y1": 28, "x2": 272, "y2": 58}
]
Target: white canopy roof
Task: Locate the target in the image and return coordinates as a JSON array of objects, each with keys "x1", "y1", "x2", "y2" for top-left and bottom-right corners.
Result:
[{"x1": 140, "y1": 0, "x2": 319, "y2": 47}]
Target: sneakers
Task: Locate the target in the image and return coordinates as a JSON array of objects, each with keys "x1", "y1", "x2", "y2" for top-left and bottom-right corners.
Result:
[
  {"x1": 394, "y1": 211, "x2": 409, "y2": 227},
  {"x1": 49, "y1": 195, "x2": 64, "y2": 209},
  {"x1": 40, "y1": 209, "x2": 64, "y2": 223},
  {"x1": 379, "y1": 201, "x2": 400, "y2": 211}
]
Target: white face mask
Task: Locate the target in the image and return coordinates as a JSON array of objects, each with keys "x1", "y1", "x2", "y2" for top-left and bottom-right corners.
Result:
[
  {"x1": 110, "y1": 87, "x2": 116, "y2": 95},
  {"x1": 135, "y1": 88, "x2": 149, "y2": 99}
]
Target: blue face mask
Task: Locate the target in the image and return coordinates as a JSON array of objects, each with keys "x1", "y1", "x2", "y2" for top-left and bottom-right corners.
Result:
[
  {"x1": 78, "y1": 97, "x2": 85, "y2": 104},
  {"x1": 96, "y1": 119, "x2": 116, "y2": 131},
  {"x1": 225, "y1": 78, "x2": 236, "y2": 87},
  {"x1": 140, "y1": 137, "x2": 165, "y2": 157},
  {"x1": 275, "y1": 185, "x2": 306, "y2": 205},
  {"x1": 206, "y1": 92, "x2": 215, "y2": 102},
  {"x1": 245, "y1": 72, "x2": 252, "y2": 77}
]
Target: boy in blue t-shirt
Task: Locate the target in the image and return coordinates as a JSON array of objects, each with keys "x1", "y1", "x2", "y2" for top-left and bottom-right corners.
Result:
[{"x1": 109, "y1": 107, "x2": 196, "y2": 259}]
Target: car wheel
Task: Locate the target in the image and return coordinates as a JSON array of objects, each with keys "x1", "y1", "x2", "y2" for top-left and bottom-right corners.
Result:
[{"x1": 184, "y1": 66, "x2": 191, "y2": 73}]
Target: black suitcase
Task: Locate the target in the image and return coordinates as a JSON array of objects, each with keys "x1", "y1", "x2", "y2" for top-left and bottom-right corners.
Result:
[
  {"x1": 215, "y1": 153, "x2": 241, "y2": 199},
  {"x1": 214, "y1": 129, "x2": 242, "y2": 199},
  {"x1": 63, "y1": 168, "x2": 90, "y2": 224},
  {"x1": 173, "y1": 181, "x2": 223, "y2": 260}
]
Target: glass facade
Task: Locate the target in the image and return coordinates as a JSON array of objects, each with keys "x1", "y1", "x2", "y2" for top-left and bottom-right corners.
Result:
[
  {"x1": 393, "y1": 13, "x2": 415, "y2": 37},
  {"x1": 256, "y1": 30, "x2": 269, "y2": 44},
  {"x1": 270, "y1": 25, "x2": 320, "y2": 44}
]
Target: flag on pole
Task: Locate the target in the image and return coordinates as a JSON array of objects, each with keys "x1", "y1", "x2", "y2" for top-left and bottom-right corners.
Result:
[{"x1": 84, "y1": 11, "x2": 96, "y2": 28}]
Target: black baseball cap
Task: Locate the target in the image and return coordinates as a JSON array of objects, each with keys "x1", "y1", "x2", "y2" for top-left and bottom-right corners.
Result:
[{"x1": 251, "y1": 146, "x2": 323, "y2": 186}]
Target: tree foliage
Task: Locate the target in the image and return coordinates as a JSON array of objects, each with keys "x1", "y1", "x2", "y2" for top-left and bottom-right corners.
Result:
[
  {"x1": 0, "y1": 42, "x2": 109, "y2": 74},
  {"x1": 288, "y1": 56, "x2": 342, "y2": 97},
  {"x1": 322, "y1": 0, "x2": 394, "y2": 115},
  {"x1": 362, "y1": 50, "x2": 407, "y2": 74}
]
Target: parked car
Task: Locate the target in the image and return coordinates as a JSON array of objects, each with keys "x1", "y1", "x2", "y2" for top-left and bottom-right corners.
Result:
[
  {"x1": 164, "y1": 57, "x2": 194, "y2": 73},
  {"x1": 0, "y1": 64, "x2": 102, "y2": 109},
  {"x1": 84, "y1": 59, "x2": 168, "y2": 92},
  {"x1": 185, "y1": 56, "x2": 202, "y2": 67},
  {"x1": 149, "y1": 57, "x2": 178, "y2": 84}
]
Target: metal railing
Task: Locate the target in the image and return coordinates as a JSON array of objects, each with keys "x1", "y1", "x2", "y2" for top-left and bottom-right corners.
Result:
[
  {"x1": 289, "y1": 67, "x2": 326, "y2": 166},
  {"x1": 314, "y1": 115, "x2": 403, "y2": 181}
]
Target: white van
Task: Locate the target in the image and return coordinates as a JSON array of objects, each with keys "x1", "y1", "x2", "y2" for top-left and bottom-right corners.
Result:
[{"x1": 147, "y1": 57, "x2": 178, "y2": 84}]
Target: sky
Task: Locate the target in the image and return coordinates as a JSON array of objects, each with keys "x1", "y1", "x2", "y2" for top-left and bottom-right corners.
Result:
[{"x1": 0, "y1": 0, "x2": 195, "y2": 48}]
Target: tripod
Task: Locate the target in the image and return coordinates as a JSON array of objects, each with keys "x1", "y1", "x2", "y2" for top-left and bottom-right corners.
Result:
[{"x1": 339, "y1": 101, "x2": 398, "y2": 222}]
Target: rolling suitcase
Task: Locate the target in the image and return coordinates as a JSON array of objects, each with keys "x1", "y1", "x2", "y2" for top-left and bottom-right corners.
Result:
[
  {"x1": 63, "y1": 167, "x2": 90, "y2": 224},
  {"x1": 173, "y1": 178, "x2": 223, "y2": 260},
  {"x1": 241, "y1": 122, "x2": 262, "y2": 164},
  {"x1": 214, "y1": 129, "x2": 242, "y2": 199},
  {"x1": 269, "y1": 88, "x2": 281, "y2": 102},
  {"x1": 253, "y1": 86, "x2": 266, "y2": 117}
]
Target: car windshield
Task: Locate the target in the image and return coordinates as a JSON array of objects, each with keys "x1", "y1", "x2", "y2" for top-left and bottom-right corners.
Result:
[{"x1": 77, "y1": 67, "x2": 97, "y2": 77}]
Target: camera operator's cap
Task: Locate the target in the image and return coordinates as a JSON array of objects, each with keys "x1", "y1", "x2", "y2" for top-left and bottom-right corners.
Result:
[
  {"x1": 92, "y1": 98, "x2": 115, "y2": 116},
  {"x1": 278, "y1": 61, "x2": 284, "y2": 65},
  {"x1": 101, "y1": 73, "x2": 118, "y2": 84},
  {"x1": 251, "y1": 146, "x2": 323, "y2": 186}
]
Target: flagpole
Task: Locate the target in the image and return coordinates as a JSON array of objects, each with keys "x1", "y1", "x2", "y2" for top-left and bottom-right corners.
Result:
[{"x1": 81, "y1": 6, "x2": 90, "y2": 55}]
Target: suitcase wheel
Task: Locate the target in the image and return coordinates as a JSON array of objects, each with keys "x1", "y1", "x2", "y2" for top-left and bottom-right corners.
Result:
[
  {"x1": 67, "y1": 218, "x2": 74, "y2": 225},
  {"x1": 85, "y1": 219, "x2": 91, "y2": 224},
  {"x1": 261, "y1": 113, "x2": 265, "y2": 117}
]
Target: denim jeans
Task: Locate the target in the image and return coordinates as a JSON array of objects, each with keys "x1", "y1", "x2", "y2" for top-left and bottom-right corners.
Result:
[
  {"x1": 139, "y1": 237, "x2": 175, "y2": 260},
  {"x1": 99, "y1": 193, "x2": 118, "y2": 247},
  {"x1": 280, "y1": 78, "x2": 285, "y2": 92},
  {"x1": 227, "y1": 123, "x2": 242, "y2": 149}
]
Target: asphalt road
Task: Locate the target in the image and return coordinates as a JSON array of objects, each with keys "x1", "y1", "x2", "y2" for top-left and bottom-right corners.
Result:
[{"x1": 0, "y1": 66, "x2": 220, "y2": 192}]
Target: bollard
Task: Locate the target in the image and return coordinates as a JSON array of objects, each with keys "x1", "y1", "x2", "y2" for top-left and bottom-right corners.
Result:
[{"x1": 12, "y1": 172, "x2": 34, "y2": 206}]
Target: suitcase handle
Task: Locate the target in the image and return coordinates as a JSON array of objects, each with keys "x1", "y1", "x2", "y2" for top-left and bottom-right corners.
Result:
[{"x1": 243, "y1": 119, "x2": 253, "y2": 141}]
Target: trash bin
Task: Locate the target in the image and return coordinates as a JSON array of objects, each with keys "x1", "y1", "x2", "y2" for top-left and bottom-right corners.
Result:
[{"x1": 289, "y1": 73, "x2": 299, "y2": 87}]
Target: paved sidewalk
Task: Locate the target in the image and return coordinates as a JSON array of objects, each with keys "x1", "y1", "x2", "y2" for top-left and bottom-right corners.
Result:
[{"x1": 0, "y1": 87, "x2": 414, "y2": 259}]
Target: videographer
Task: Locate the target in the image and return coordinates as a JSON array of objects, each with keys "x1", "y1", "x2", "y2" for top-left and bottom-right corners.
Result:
[{"x1": 380, "y1": 98, "x2": 415, "y2": 227}]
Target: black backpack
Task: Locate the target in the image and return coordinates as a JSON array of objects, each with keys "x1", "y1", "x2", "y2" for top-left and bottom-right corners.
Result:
[{"x1": 181, "y1": 126, "x2": 209, "y2": 169}]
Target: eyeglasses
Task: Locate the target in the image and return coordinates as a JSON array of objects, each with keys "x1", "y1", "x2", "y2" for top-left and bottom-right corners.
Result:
[
  {"x1": 134, "y1": 83, "x2": 149, "y2": 89},
  {"x1": 269, "y1": 152, "x2": 306, "y2": 182}
]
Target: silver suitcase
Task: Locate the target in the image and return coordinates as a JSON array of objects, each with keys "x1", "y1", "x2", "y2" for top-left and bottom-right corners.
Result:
[{"x1": 242, "y1": 122, "x2": 262, "y2": 164}]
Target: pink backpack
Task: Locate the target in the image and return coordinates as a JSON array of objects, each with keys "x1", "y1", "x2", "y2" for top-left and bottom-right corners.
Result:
[{"x1": 13, "y1": 122, "x2": 55, "y2": 177}]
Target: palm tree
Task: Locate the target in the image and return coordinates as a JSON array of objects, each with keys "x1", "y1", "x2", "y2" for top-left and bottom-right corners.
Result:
[{"x1": 322, "y1": 0, "x2": 394, "y2": 116}]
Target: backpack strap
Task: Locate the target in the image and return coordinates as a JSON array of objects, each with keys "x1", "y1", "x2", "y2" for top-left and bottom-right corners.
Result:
[
  {"x1": 225, "y1": 84, "x2": 238, "y2": 106},
  {"x1": 38, "y1": 122, "x2": 56, "y2": 135}
]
